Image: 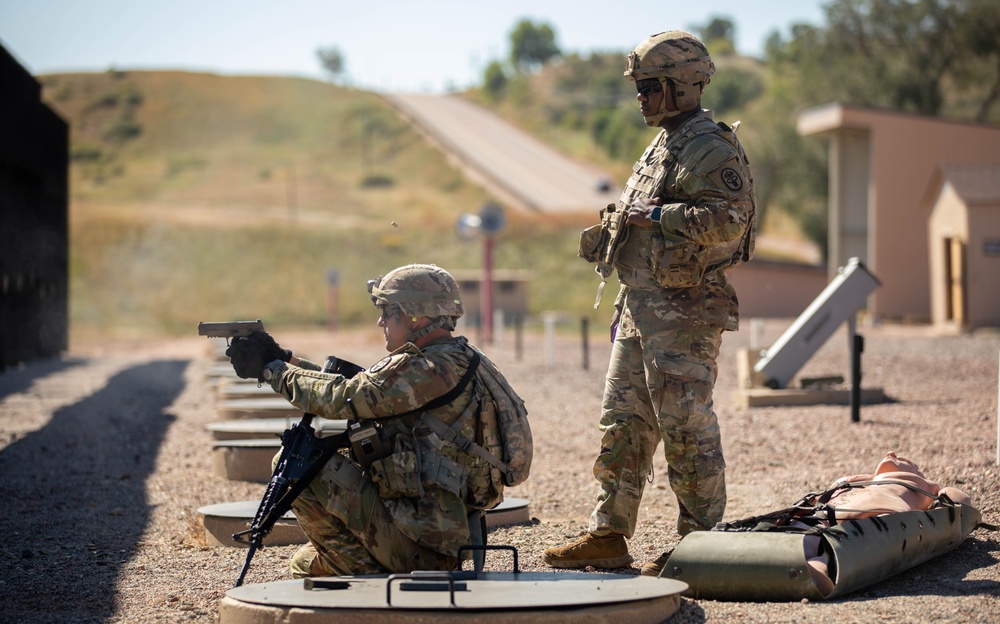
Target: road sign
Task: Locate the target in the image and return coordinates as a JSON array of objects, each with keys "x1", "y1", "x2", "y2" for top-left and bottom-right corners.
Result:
[{"x1": 479, "y1": 203, "x2": 505, "y2": 235}]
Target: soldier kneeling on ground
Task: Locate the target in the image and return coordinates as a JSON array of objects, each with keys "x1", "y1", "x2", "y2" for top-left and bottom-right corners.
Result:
[{"x1": 226, "y1": 264, "x2": 530, "y2": 577}]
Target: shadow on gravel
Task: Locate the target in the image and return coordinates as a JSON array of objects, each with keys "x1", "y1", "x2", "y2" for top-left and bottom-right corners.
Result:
[
  {"x1": 0, "y1": 357, "x2": 85, "y2": 400},
  {"x1": 0, "y1": 359, "x2": 188, "y2": 623}
]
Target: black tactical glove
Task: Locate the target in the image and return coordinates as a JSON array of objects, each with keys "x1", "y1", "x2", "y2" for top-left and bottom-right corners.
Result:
[
  {"x1": 248, "y1": 330, "x2": 293, "y2": 363},
  {"x1": 225, "y1": 337, "x2": 270, "y2": 381}
]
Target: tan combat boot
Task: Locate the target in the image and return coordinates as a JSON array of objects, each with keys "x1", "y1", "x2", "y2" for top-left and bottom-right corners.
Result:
[
  {"x1": 640, "y1": 549, "x2": 673, "y2": 577},
  {"x1": 542, "y1": 533, "x2": 633, "y2": 569}
]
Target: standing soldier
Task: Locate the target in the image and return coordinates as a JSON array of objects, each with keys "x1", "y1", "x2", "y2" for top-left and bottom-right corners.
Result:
[{"x1": 544, "y1": 31, "x2": 755, "y2": 577}]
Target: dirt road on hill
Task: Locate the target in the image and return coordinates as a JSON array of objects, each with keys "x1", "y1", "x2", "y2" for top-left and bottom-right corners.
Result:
[
  {"x1": 0, "y1": 322, "x2": 998, "y2": 623},
  {"x1": 384, "y1": 93, "x2": 615, "y2": 213}
]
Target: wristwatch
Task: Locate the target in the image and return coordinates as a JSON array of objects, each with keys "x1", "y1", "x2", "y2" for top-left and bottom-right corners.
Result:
[
  {"x1": 262, "y1": 360, "x2": 283, "y2": 381},
  {"x1": 650, "y1": 205, "x2": 662, "y2": 222}
]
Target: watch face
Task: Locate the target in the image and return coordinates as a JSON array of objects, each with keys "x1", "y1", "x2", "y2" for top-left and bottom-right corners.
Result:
[{"x1": 262, "y1": 367, "x2": 273, "y2": 381}]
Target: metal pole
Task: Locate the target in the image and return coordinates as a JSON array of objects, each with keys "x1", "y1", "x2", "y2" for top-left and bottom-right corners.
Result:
[
  {"x1": 544, "y1": 314, "x2": 555, "y2": 368},
  {"x1": 515, "y1": 315, "x2": 523, "y2": 361},
  {"x1": 481, "y1": 236, "x2": 494, "y2": 345},
  {"x1": 286, "y1": 163, "x2": 297, "y2": 223},
  {"x1": 848, "y1": 316, "x2": 861, "y2": 423},
  {"x1": 325, "y1": 269, "x2": 340, "y2": 332}
]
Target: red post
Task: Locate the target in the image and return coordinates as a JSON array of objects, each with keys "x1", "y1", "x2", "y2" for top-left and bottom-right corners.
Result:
[{"x1": 481, "y1": 236, "x2": 494, "y2": 345}]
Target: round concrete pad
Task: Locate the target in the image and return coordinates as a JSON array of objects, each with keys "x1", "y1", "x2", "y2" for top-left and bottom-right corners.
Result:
[
  {"x1": 207, "y1": 364, "x2": 241, "y2": 379},
  {"x1": 217, "y1": 383, "x2": 277, "y2": 400},
  {"x1": 218, "y1": 398, "x2": 302, "y2": 420},
  {"x1": 486, "y1": 497, "x2": 530, "y2": 528},
  {"x1": 212, "y1": 438, "x2": 281, "y2": 482},
  {"x1": 207, "y1": 418, "x2": 348, "y2": 440},
  {"x1": 198, "y1": 501, "x2": 304, "y2": 548},
  {"x1": 220, "y1": 572, "x2": 686, "y2": 624},
  {"x1": 199, "y1": 497, "x2": 533, "y2": 548}
]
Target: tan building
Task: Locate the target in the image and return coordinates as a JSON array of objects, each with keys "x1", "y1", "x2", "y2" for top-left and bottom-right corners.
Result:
[
  {"x1": 450, "y1": 269, "x2": 530, "y2": 327},
  {"x1": 797, "y1": 104, "x2": 1000, "y2": 325},
  {"x1": 926, "y1": 164, "x2": 1000, "y2": 332}
]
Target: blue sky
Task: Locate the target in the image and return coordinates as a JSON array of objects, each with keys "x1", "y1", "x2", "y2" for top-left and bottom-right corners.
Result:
[{"x1": 1, "y1": 0, "x2": 827, "y2": 93}]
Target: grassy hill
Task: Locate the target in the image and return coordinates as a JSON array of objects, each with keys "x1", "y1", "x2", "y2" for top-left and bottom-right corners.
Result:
[{"x1": 40, "y1": 71, "x2": 605, "y2": 340}]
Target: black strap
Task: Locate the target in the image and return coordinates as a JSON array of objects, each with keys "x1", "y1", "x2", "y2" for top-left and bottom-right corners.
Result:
[{"x1": 383, "y1": 350, "x2": 481, "y2": 421}]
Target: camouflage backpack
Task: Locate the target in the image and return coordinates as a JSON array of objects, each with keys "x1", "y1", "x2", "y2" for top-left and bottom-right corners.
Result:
[{"x1": 420, "y1": 344, "x2": 533, "y2": 496}]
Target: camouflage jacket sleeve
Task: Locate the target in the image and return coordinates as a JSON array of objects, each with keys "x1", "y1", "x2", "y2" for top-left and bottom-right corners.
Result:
[
  {"x1": 266, "y1": 342, "x2": 465, "y2": 421},
  {"x1": 657, "y1": 129, "x2": 754, "y2": 248}
]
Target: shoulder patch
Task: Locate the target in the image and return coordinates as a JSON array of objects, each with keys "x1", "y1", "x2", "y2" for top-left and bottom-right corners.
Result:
[
  {"x1": 721, "y1": 167, "x2": 744, "y2": 191},
  {"x1": 368, "y1": 355, "x2": 395, "y2": 374}
]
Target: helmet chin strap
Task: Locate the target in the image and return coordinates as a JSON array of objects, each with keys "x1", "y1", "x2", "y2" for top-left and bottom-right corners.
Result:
[
  {"x1": 641, "y1": 77, "x2": 684, "y2": 126},
  {"x1": 406, "y1": 316, "x2": 455, "y2": 343}
]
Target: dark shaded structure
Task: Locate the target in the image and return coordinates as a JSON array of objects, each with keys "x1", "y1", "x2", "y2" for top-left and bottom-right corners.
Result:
[{"x1": 0, "y1": 44, "x2": 69, "y2": 369}]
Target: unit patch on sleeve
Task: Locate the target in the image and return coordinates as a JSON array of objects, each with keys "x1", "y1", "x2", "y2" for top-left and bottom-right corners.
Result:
[{"x1": 721, "y1": 168, "x2": 743, "y2": 191}]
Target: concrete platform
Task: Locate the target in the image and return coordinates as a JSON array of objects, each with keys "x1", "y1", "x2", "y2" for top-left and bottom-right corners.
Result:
[
  {"x1": 219, "y1": 572, "x2": 686, "y2": 623},
  {"x1": 734, "y1": 387, "x2": 888, "y2": 408},
  {"x1": 198, "y1": 501, "x2": 303, "y2": 548},
  {"x1": 483, "y1": 497, "x2": 531, "y2": 527},
  {"x1": 212, "y1": 438, "x2": 282, "y2": 482},
  {"x1": 199, "y1": 498, "x2": 533, "y2": 548},
  {"x1": 218, "y1": 397, "x2": 302, "y2": 420},
  {"x1": 733, "y1": 347, "x2": 889, "y2": 408},
  {"x1": 217, "y1": 382, "x2": 276, "y2": 400},
  {"x1": 206, "y1": 363, "x2": 242, "y2": 379},
  {"x1": 207, "y1": 417, "x2": 348, "y2": 440}
]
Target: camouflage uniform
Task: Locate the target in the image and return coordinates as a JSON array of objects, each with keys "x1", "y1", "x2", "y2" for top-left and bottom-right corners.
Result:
[
  {"x1": 589, "y1": 109, "x2": 755, "y2": 538},
  {"x1": 263, "y1": 334, "x2": 508, "y2": 576}
]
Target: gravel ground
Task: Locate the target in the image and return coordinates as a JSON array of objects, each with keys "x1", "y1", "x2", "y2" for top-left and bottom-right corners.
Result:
[{"x1": 1, "y1": 319, "x2": 998, "y2": 623}]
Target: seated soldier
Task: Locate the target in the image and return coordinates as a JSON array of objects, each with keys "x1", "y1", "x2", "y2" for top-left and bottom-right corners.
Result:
[{"x1": 225, "y1": 264, "x2": 528, "y2": 577}]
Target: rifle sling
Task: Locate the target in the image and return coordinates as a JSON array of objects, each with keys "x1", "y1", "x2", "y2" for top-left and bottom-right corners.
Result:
[{"x1": 259, "y1": 429, "x2": 350, "y2": 535}]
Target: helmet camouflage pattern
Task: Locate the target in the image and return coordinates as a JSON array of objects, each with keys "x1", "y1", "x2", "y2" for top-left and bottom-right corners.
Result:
[
  {"x1": 625, "y1": 30, "x2": 715, "y2": 124},
  {"x1": 367, "y1": 264, "x2": 464, "y2": 320}
]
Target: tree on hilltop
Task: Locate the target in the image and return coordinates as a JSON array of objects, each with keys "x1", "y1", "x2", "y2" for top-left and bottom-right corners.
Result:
[
  {"x1": 316, "y1": 45, "x2": 346, "y2": 83},
  {"x1": 509, "y1": 19, "x2": 561, "y2": 73}
]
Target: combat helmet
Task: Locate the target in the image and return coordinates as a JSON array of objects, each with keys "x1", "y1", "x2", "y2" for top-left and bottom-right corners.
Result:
[
  {"x1": 624, "y1": 30, "x2": 715, "y2": 126},
  {"x1": 368, "y1": 263, "x2": 464, "y2": 323}
]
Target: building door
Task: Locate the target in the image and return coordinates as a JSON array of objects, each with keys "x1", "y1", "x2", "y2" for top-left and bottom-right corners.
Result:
[{"x1": 943, "y1": 237, "x2": 966, "y2": 325}]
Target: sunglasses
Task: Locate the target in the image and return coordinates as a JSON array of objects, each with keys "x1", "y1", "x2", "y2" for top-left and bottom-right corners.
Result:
[{"x1": 636, "y1": 79, "x2": 663, "y2": 97}]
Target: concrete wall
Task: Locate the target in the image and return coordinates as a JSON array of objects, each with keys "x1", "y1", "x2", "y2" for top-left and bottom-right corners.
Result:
[
  {"x1": 0, "y1": 45, "x2": 69, "y2": 368},
  {"x1": 797, "y1": 104, "x2": 1000, "y2": 322},
  {"x1": 728, "y1": 259, "x2": 829, "y2": 319}
]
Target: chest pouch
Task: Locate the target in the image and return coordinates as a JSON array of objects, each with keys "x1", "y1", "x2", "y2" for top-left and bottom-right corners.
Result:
[{"x1": 349, "y1": 421, "x2": 387, "y2": 470}]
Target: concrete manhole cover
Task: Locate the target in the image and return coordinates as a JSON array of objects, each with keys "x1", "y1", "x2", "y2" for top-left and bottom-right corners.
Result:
[{"x1": 220, "y1": 571, "x2": 687, "y2": 623}]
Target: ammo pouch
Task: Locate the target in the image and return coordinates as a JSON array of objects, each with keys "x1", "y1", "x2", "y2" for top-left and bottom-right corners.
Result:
[
  {"x1": 369, "y1": 432, "x2": 468, "y2": 499},
  {"x1": 649, "y1": 234, "x2": 707, "y2": 289},
  {"x1": 578, "y1": 204, "x2": 628, "y2": 267},
  {"x1": 370, "y1": 449, "x2": 422, "y2": 499},
  {"x1": 578, "y1": 223, "x2": 606, "y2": 263}
]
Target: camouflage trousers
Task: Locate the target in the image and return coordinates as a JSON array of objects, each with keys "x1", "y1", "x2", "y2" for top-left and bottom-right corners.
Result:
[
  {"x1": 589, "y1": 328, "x2": 726, "y2": 539},
  {"x1": 279, "y1": 452, "x2": 458, "y2": 577}
]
